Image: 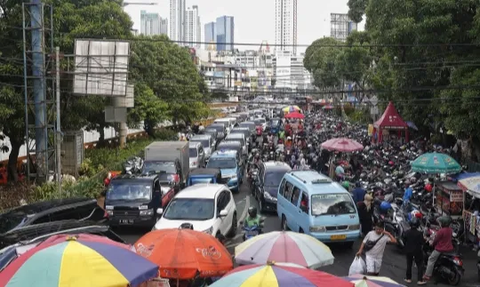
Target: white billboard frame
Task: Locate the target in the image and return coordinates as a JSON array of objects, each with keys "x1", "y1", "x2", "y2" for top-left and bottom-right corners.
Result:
[{"x1": 73, "y1": 39, "x2": 130, "y2": 97}]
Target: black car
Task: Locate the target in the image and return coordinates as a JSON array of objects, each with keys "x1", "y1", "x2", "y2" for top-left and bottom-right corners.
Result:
[
  {"x1": 207, "y1": 124, "x2": 227, "y2": 141},
  {"x1": 105, "y1": 173, "x2": 176, "y2": 228},
  {"x1": 253, "y1": 161, "x2": 292, "y2": 213},
  {"x1": 0, "y1": 220, "x2": 126, "y2": 271},
  {"x1": 0, "y1": 197, "x2": 105, "y2": 236}
]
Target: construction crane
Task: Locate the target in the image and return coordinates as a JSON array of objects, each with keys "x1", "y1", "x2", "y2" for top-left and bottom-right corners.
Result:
[{"x1": 123, "y1": 2, "x2": 157, "y2": 7}]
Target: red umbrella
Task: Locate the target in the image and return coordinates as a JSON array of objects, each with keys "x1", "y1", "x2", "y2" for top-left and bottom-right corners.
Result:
[
  {"x1": 284, "y1": 111, "x2": 305, "y2": 119},
  {"x1": 321, "y1": 138, "x2": 363, "y2": 152}
]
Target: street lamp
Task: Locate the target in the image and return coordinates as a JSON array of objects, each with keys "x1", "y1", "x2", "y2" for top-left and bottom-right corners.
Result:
[{"x1": 123, "y1": 2, "x2": 157, "y2": 7}]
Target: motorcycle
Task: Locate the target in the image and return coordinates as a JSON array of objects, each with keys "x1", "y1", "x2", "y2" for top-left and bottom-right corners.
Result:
[
  {"x1": 242, "y1": 225, "x2": 262, "y2": 241},
  {"x1": 424, "y1": 229, "x2": 464, "y2": 285}
]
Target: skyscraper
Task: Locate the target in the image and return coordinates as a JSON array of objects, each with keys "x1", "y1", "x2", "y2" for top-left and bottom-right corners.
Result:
[
  {"x1": 216, "y1": 16, "x2": 234, "y2": 51},
  {"x1": 170, "y1": 0, "x2": 186, "y2": 43},
  {"x1": 274, "y1": 0, "x2": 298, "y2": 54},
  {"x1": 204, "y1": 22, "x2": 216, "y2": 50},
  {"x1": 185, "y1": 6, "x2": 201, "y2": 48},
  {"x1": 140, "y1": 10, "x2": 160, "y2": 36},
  {"x1": 330, "y1": 13, "x2": 358, "y2": 42},
  {"x1": 160, "y1": 18, "x2": 168, "y2": 36}
]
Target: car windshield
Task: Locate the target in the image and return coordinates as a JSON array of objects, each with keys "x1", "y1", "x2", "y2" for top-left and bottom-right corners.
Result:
[
  {"x1": 0, "y1": 213, "x2": 27, "y2": 234},
  {"x1": 189, "y1": 148, "x2": 197, "y2": 157},
  {"x1": 143, "y1": 161, "x2": 176, "y2": 173},
  {"x1": 226, "y1": 137, "x2": 243, "y2": 145},
  {"x1": 240, "y1": 123, "x2": 254, "y2": 129},
  {"x1": 271, "y1": 120, "x2": 279, "y2": 126},
  {"x1": 106, "y1": 182, "x2": 152, "y2": 201},
  {"x1": 163, "y1": 198, "x2": 214, "y2": 220},
  {"x1": 264, "y1": 170, "x2": 287, "y2": 187},
  {"x1": 191, "y1": 139, "x2": 210, "y2": 149},
  {"x1": 191, "y1": 178, "x2": 214, "y2": 185},
  {"x1": 311, "y1": 194, "x2": 356, "y2": 216},
  {"x1": 254, "y1": 119, "x2": 263, "y2": 125},
  {"x1": 210, "y1": 125, "x2": 224, "y2": 133},
  {"x1": 207, "y1": 158, "x2": 237, "y2": 169}
]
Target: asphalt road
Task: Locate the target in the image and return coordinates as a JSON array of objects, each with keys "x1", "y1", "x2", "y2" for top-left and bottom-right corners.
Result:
[{"x1": 117, "y1": 179, "x2": 479, "y2": 286}]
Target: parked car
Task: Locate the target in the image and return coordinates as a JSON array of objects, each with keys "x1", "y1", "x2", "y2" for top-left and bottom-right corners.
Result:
[
  {"x1": 153, "y1": 184, "x2": 237, "y2": 240},
  {"x1": 0, "y1": 197, "x2": 105, "y2": 236}
]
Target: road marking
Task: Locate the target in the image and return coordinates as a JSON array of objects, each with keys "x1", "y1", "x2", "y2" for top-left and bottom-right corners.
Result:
[{"x1": 238, "y1": 195, "x2": 250, "y2": 227}]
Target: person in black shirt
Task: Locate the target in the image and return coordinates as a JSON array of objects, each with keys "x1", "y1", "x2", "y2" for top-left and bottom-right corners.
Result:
[{"x1": 403, "y1": 218, "x2": 427, "y2": 285}]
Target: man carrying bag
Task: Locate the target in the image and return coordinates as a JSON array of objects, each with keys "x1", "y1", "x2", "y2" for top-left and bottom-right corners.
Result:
[{"x1": 356, "y1": 221, "x2": 397, "y2": 275}]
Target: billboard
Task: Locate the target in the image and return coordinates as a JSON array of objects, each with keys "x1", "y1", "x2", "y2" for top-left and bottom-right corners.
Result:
[{"x1": 73, "y1": 40, "x2": 130, "y2": 96}]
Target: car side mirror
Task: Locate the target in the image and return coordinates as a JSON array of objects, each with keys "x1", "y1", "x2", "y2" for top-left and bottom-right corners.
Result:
[
  {"x1": 219, "y1": 209, "x2": 228, "y2": 217},
  {"x1": 156, "y1": 208, "x2": 164, "y2": 215}
]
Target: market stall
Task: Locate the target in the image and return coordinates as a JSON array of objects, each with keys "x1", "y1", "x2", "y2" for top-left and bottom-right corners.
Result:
[
  {"x1": 456, "y1": 173, "x2": 480, "y2": 244},
  {"x1": 371, "y1": 101, "x2": 409, "y2": 143},
  {"x1": 435, "y1": 181, "x2": 464, "y2": 219}
]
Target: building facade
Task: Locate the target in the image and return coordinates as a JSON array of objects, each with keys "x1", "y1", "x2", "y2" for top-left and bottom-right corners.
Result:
[
  {"x1": 160, "y1": 18, "x2": 168, "y2": 36},
  {"x1": 330, "y1": 13, "x2": 358, "y2": 42},
  {"x1": 141, "y1": 10, "x2": 160, "y2": 36},
  {"x1": 216, "y1": 16, "x2": 235, "y2": 51},
  {"x1": 204, "y1": 22, "x2": 216, "y2": 50},
  {"x1": 185, "y1": 6, "x2": 201, "y2": 48},
  {"x1": 274, "y1": 0, "x2": 298, "y2": 55},
  {"x1": 170, "y1": 0, "x2": 186, "y2": 42}
]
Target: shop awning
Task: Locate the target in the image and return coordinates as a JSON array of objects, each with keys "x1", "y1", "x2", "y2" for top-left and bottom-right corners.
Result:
[{"x1": 456, "y1": 172, "x2": 480, "y2": 198}]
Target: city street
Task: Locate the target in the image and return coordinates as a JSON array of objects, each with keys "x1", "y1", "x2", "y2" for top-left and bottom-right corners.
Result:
[{"x1": 117, "y1": 180, "x2": 479, "y2": 286}]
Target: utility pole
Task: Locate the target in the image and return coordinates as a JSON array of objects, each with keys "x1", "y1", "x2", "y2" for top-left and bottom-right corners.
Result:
[
  {"x1": 55, "y1": 46, "x2": 62, "y2": 195},
  {"x1": 31, "y1": 0, "x2": 47, "y2": 183}
]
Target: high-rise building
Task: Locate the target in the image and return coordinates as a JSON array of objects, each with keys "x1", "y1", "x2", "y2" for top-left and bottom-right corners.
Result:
[
  {"x1": 274, "y1": 0, "x2": 298, "y2": 55},
  {"x1": 185, "y1": 6, "x2": 201, "y2": 48},
  {"x1": 141, "y1": 10, "x2": 161, "y2": 36},
  {"x1": 330, "y1": 13, "x2": 358, "y2": 42},
  {"x1": 160, "y1": 18, "x2": 168, "y2": 36},
  {"x1": 216, "y1": 16, "x2": 234, "y2": 51},
  {"x1": 204, "y1": 22, "x2": 216, "y2": 50},
  {"x1": 170, "y1": 0, "x2": 186, "y2": 43}
]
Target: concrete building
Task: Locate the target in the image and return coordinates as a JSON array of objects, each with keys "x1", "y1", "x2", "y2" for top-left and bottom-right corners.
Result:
[
  {"x1": 204, "y1": 22, "x2": 216, "y2": 50},
  {"x1": 160, "y1": 18, "x2": 168, "y2": 36},
  {"x1": 170, "y1": 0, "x2": 186, "y2": 42},
  {"x1": 330, "y1": 13, "x2": 358, "y2": 42},
  {"x1": 273, "y1": 51, "x2": 312, "y2": 90},
  {"x1": 274, "y1": 0, "x2": 298, "y2": 55},
  {"x1": 216, "y1": 16, "x2": 234, "y2": 51},
  {"x1": 185, "y1": 6, "x2": 201, "y2": 48}
]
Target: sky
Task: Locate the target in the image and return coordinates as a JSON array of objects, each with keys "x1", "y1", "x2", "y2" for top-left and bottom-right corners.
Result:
[{"x1": 124, "y1": 0, "x2": 364, "y2": 53}]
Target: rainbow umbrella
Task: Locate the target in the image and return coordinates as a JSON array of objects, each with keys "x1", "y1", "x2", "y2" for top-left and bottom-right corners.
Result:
[
  {"x1": 343, "y1": 275, "x2": 405, "y2": 287},
  {"x1": 0, "y1": 234, "x2": 159, "y2": 287},
  {"x1": 234, "y1": 231, "x2": 334, "y2": 268},
  {"x1": 282, "y1": 105, "x2": 302, "y2": 113},
  {"x1": 210, "y1": 262, "x2": 354, "y2": 287}
]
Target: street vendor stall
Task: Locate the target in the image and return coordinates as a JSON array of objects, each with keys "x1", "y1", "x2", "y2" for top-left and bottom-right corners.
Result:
[
  {"x1": 435, "y1": 181, "x2": 464, "y2": 219},
  {"x1": 456, "y1": 173, "x2": 480, "y2": 244},
  {"x1": 371, "y1": 101, "x2": 409, "y2": 143}
]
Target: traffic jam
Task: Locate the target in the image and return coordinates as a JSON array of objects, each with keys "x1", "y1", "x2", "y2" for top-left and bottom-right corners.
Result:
[{"x1": 1, "y1": 100, "x2": 479, "y2": 287}]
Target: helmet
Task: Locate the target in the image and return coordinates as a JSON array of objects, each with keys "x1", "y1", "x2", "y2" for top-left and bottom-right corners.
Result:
[
  {"x1": 379, "y1": 201, "x2": 392, "y2": 212},
  {"x1": 425, "y1": 183, "x2": 433, "y2": 192},
  {"x1": 388, "y1": 161, "x2": 394, "y2": 166},
  {"x1": 248, "y1": 206, "x2": 257, "y2": 218},
  {"x1": 355, "y1": 181, "x2": 361, "y2": 188},
  {"x1": 342, "y1": 181, "x2": 350, "y2": 189},
  {"x1": 411, "y1": 210, "x2": 423, "y2": 219},
  {"x1": 410, "y1": 217, "x2": 420, "y2": 229}
]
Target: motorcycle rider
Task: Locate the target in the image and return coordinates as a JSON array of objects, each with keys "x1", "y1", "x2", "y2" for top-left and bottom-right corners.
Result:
[
  {"x1": 244, "y1": 207, "x2": 262, "y2": 232},
  {"x1": 423, "y1": 217, "x2": 454, "y2": 281},
  {"x1": 352, "y1": 181, "x2": 366, "y2": 203},
  {"x1": 404, "y1": 218, "x2": 427, "y2": 285}
]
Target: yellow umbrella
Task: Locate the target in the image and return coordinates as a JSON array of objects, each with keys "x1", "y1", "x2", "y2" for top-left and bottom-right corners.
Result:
[{"x1": 282, "y1": 105, "x2": 302, "y2": 113}]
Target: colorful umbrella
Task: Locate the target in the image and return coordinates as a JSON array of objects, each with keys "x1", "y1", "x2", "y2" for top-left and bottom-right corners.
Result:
[
  {"x1": 411, "y1": 152, "x2": 461, "y2": 174},
  {"x1": 134, "y1": 228, "x2": 233, "y2": 279},
  {"x1": 210, "y1": 262, "x2": 354, "y2": 287},
  {"x1": 321, "y1": 138, "x2": 364, "y2": 152},
  {"x1": 343, "y1": 275, "x2": 405, "y2": 287},
  {"x1": 284, "y1": 111, "x2": 305, "y2": 119},
  {"x1": 323, "y1": 104, "x2": 334, "y2": 110},
  {"x1": 282, "y1": 105, "x2": 302, "y2": 113},
  {"x1": 234, "y1": 231, "x2": 334, "y2": 268},
  {"x1": 0, "y1": 234, "x2": 158, "y2": 287}
]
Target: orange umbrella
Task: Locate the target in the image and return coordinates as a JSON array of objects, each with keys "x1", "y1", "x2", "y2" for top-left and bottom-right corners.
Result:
[{"x1": 135, "y1": 228, "x2": 233, "y2": 280}]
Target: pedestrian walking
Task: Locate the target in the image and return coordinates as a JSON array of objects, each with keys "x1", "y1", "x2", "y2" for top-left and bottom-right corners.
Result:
[
  {"x1": 356, "y1": 221, "x2": 397, "y2": 275},
  {"x1": 357, "y1": 194, "x2": 374, "y2": 237},
  {"x1": 404, "y1": 218, "x2": 427, "y2": 285}
]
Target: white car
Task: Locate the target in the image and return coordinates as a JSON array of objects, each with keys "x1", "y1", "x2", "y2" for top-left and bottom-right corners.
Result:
[{"x1": 153, "y1": 184, "x2": 237, "y2": 239}]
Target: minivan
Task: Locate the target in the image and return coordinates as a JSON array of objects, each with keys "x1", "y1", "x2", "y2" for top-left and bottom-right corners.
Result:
[
  {"x1": 225, "y1": 133, "x2": 247, "y2": 157},
  {"x1": 213, "y1": 118, "x2": 235, "y2": 134},
  {"x1": 207, "y1": 124, "x2": 227, "y2": 140},
  {"x1": 189, "y1": 142, "x2": 205, "y2": 169},
  {"x1": 190, "y1": 135, "x2": 214, "y2": 160},
  {"x1": 276, "y1": 170, "x2": 360, "y2": 247}
]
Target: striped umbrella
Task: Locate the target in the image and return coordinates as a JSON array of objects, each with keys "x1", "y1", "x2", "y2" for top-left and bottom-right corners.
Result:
[
  {"x1": 234, "y1": 231, "x2": 334, "y2": 269},
  {"x1": 343, "y1": 275, "x2": 405, "y2": 287}
]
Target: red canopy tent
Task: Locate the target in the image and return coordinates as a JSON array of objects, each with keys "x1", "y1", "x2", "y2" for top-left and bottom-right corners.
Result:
[{"x1": 372, "y1": 101, "x2": 409, "y2": 143}]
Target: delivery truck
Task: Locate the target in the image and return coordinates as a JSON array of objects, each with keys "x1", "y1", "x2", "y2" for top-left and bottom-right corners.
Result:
[{"x1": 143, "y1": 141, "x2": 189, "y2": 188}]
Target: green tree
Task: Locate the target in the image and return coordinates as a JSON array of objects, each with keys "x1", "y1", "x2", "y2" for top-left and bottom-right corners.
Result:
[
  {"x1": 303, "y1": 37, "x2": 343, "y2": 90},
  {"x1": 347, "y1": 0, "x2": 368, "y2": 23},
  {"x1": 0, "y1": 0, "x2": 133, "y2": 181}
]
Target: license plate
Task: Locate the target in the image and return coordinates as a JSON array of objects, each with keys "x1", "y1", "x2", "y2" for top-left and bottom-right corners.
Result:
[
  {"x1": 120, "y1": 219, "x2": 133, "y2": 224},
  {"x1": 246, "y1": 231, "x2": 259, "y2": 236},
  {"x1": 330, "y1": 235, "x2": 347, "y2": 240}
]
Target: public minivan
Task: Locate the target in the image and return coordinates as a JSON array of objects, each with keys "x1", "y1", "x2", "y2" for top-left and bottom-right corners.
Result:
[{"x1": 276, "y1": 170, "x2": 360, "y2": 247}]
